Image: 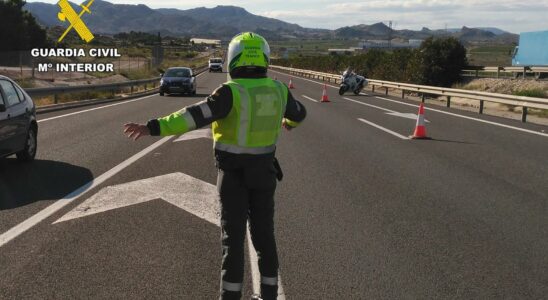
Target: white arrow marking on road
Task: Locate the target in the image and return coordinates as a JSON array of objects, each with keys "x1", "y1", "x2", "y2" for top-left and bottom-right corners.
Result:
[
  {"x1": 54, "y1": 172, "x2": 220, "y2": 225},
  {"x1": 385, "y1": 112, "x2": 430, "y2": 123},
  {"x1": 53, "y1": 171, "x2": 286, "y2": 298},
  {"x1": 173, "y1": 128, "x2": 212, "y2": 143}
]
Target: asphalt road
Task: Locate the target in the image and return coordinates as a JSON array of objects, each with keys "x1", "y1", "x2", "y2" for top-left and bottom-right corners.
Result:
[{"x1": 1, "y1": 68, "x2": 547, "y2": 299}]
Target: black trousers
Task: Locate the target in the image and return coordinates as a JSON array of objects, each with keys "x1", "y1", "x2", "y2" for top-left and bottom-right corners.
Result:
[{"x1": 217, "y1": 159, "x2": 279, "y2": 300}]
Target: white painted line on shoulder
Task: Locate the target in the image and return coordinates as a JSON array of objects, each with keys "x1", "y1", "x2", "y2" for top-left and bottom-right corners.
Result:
[
  {"x1": 302, "y1": 95, "x2": 319, "y2": 103},
  {"x1": 357, "y1": 118, "x2": 410, "y2": 140},
  {"x1": 374, "y1": 96, "x2": 548, "y2": 138},
  {"x1": 38, "y1": 94, "x2": 156, "y2": 123},
  {"x1": 343, "y1": 97, "x2": 396, "y2": 113},
  {"x1": 0, "y1": 136, "x2": 174, "y2": 248}
]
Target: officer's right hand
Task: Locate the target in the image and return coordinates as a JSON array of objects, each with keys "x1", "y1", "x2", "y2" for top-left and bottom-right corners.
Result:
[{"x1": 123, "y1": 123, "x2": 150, "y2": 140}]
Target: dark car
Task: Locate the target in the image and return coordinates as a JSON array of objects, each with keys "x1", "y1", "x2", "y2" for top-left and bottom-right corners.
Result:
[
  {"x1": 0, "y1": 75, "x2": 38, "y2": 161},
  {"x1": 159, "y1": 67, "x2": 197, "y2": 96}
]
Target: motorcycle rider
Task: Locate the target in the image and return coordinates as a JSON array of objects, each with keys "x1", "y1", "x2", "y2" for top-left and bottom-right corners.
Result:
[{"x1": 123, "y1": 32, "x2": 306, "y2": 300}]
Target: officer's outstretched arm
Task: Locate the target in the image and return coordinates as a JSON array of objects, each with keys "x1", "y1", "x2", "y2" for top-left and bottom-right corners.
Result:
[
  {"x1": 146, "y1": 85, "x2": 233, "y2": 136},
  {"x1": 282, "y1": 90, "x2": 306, "y2": 130}
]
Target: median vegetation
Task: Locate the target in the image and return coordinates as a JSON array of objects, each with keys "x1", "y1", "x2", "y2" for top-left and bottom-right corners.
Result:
[{"x1": 273, "y1": 37, "x2": 467, "y2": 88}]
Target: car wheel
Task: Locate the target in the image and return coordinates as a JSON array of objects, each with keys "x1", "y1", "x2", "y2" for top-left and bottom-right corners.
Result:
[
  {"x1": 160, "y1": 92, "x2": 164, "y2": 96},
  {"x1": 16, "y1": 125, "x2": 37, "y2": 162}
]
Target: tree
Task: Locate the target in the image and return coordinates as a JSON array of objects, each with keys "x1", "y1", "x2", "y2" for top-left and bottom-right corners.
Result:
[
  {"x1": 0, "y1": 0, "x2": 47, "y2": 51},
  {"x1": 412, "y1": 37, "x2": 467, "y2": 87}
]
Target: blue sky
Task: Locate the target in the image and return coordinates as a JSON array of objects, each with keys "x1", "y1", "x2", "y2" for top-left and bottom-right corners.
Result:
[{"x1": 27, "y1": 0, "x2": 548, "y2": 33}]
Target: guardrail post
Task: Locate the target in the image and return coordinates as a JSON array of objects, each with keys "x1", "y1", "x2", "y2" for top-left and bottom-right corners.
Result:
[
  {"x1": 401, "y1": 90, "x2": 405, "y2": 99},
  {"x1": 130, "y1": 85, "x2": 134, "y2": 95},
  {"x1": 421, "y1": 94, "x2": 425, "y2": 103},
  {"x1": 479, "y1": 100, "x2": 484, "y2": 114},
  {"x1": 54, "y1": 94, "x2": 58, "y2": 104},
  {"x1": 385, "y1": 87, "x2": 389, "y2": 95},
  {"x1": 144, "y1": 83, "x2": 148, "y2": 91},
  {"x1": 496, "y1": 67, "x2": 500, "y2": 78},
  {"x1": 446, "y1": 96, "x2": 451, "y2": 108},
  {"x1": 522, "y1": 107, "x2": 528, "y2": 123},
  {"x1": 372, "y1": 85, "x2": 375, "y2": 93},
  {"x1": 523, "y1": 67, "x2": 526, "y2": 78},
  {"x1": 475, "y1": 70, "x2": 479, "y2": 77}
]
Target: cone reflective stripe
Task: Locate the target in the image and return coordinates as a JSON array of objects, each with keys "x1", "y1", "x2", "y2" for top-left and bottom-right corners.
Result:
[
  {"x1": 288, "y1": 78, "x2": 295, "y2": 89},
  {"x1": 410, "y1": 103, "x2": 430, "y2": 139},
  {"x1": 321, "y1": 84, "x2": 330, "y2": 102}
]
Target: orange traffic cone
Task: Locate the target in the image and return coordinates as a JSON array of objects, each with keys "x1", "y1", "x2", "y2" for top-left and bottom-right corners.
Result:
[
  {"x1": 288, "y1": 78, "x2": 295, "y2": 89},
  {"x1": 321, "y1": 84, "x2": 330, "y2": 102},
  {"x1": 410, "y1": 103, "x2": 430, "y2": 139}
]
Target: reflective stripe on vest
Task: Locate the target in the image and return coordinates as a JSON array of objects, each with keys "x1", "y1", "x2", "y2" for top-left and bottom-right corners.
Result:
[{"x1": 214, "y1": 142, "x2": 276, "y2": 155}]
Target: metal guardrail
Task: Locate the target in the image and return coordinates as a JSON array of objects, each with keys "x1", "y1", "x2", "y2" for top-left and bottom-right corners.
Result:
[
  {"x1": 270, "y1": 65, "x2": 548, "y2": 123},
  {"x1": 462, "y1": 66, "x2": 548, "y2": 79},
  {"x1": 24, "y1": 65, "x2": 209, "y2": 104}
]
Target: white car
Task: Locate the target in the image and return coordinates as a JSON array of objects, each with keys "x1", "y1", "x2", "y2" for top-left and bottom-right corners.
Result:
[{"x1": 208, "y1": 58, "x2": 223, "y2": 72}]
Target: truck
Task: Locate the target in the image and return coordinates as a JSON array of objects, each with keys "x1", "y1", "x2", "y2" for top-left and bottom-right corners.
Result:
[{"x1": 512, "y1": 30, "x2": 548, "y2": 79}]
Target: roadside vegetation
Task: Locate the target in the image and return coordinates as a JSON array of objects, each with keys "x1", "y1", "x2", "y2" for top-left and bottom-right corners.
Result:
[{"x1": 274, "y1": 37, "x2": 467, "y2": 88}]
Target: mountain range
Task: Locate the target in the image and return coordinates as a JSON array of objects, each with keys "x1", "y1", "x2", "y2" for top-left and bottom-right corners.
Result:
[{"x1": 24, "y1": 0, "x2": 517, "y2": 43}]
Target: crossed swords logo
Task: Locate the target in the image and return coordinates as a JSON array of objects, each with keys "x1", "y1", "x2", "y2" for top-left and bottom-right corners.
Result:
[{"x1": 57, "y1": 0, "x2": 95, "y2": 43}]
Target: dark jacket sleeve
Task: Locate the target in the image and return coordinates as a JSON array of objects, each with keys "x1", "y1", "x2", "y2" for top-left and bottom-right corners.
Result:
[
  {"x1": 147, "y1": 85, "x2": 233, "y2": 136},
  {"x1": 283, "y1": 89, "x2": 306, "y2": 127}
]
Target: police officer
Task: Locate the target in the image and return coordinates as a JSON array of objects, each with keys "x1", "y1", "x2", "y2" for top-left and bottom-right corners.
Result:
[{"x1": 123, "y1": 32, "x2": 306, "y2": 300}]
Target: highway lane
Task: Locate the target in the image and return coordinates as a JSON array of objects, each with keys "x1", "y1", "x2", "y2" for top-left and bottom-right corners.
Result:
[{"x1": 1, "y1": 68, "x2": 547, "y2": 299}]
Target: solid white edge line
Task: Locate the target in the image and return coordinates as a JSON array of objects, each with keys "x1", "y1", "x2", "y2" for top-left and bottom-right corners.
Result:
[
  {"x1": 302, "y1": 95, "x2": 319, "y2": 103},
  {"x1": 357, "y1": 118, "x2": 410, "y2": 140},
  {"x1": 247, "y1": 226, "x2": 286, "y2": 299},
  {"x1": 38, "y1": 72, "x2": 208, "y2": 123},
  {"x1": 0, "y1": 136, "x2": 174, "y2": 248},
  {"x1": 38, "y1": 94, "x2": 156, "y2": 123},
  {"x1": 270, "y1": 69, "x2": 547, "y2": 138},
  {"x1": 373, "y1": 96, "x2": 548, "y2": 138},
  {"x1": 343, "y1": 97, "x2": 396, "y2": 113}
]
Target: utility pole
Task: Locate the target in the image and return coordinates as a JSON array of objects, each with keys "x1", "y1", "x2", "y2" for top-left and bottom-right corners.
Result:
[{"x1": 388, "y1": 21, "x2": 393, "y2": 50}]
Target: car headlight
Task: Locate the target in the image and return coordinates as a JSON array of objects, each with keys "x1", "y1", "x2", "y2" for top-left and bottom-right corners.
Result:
[{"x1": 160, "y1": 79, "x2": 165, "y2": 85}]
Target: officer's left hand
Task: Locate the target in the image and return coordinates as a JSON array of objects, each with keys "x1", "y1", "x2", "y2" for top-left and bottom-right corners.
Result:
[{"x1": 123, "y1": 123, "x2": 150, "y2": 140}]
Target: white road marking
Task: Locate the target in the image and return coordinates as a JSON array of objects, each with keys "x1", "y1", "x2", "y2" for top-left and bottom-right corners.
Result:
[
  {"x1": 301, "y1": 95, "x2": 319, "y2": 103},
  {"x1": 38, "y1": 94, "x2": 156, "y2": 123},
  {"x1": 53, "y1": 172, "x2": 220, "y2": 225},
  {"x1": 38, "y1": 72, "x2": 208, "y2": 123},
  {"x1": 270, "y1": 69, "x2": 548, "y2": 138},
  {"x1": 0, "y1": 136, "x2": 174, "y2": 247},
  {"x1": 343, "y1": 97, "x2": 396, "y2": 113},
  {"x1": 247, "y1": 228, "x2": 286, "y2": 299},
  {"x1": 374, "y1": 96, "x2": 548, "y2": 138},
  {"x1": 357, "y1": 118, "x2": 410, "y2": 140},
  {"x1": 386, "y1": 112, "x2": 430, "y2": 123},
  {"x1": 173, "y1": 128, "x2": 212, "y2": 142},
  {"x1": 54, "y1": 170, "x2": 286, "y2": 299}
]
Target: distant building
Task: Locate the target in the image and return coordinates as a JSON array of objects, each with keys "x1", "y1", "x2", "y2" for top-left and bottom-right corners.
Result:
[
  {"x1": 191, "y1": 38, "x2": 221, "y2": 46},
  {"x1": 359, "y1": 39, "x2": 424, "y2": 50},
  {"x1": 328, "y1": 48, "x2": 356, "y2": 55}
]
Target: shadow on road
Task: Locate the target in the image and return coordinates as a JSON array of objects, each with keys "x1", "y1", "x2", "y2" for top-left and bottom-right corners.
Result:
[
  {"x1": 0, "y1": 159, "x2": 93, "y2": 210},
  {"x1": 429, "y1": 138, "x2": 475, "y2": 145}
]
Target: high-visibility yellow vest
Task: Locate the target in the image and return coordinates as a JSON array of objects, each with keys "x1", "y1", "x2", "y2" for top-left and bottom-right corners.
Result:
[{"x1": 213, "y1": 78, "x2": 288, "y2": 154}]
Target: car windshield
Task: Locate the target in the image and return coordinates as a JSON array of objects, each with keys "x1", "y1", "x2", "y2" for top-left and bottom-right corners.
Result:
[
  {"x1": 210, "y1": 59, "x2": 222, "y2": 63},
  {"x1": 165, "y1": 69, "x2": 191, "y2": 77}
]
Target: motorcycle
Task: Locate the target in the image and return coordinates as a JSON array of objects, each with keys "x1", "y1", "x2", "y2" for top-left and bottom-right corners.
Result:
[{"x1": 339, "y1": 70, "x2": 368, "y2": 95}]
